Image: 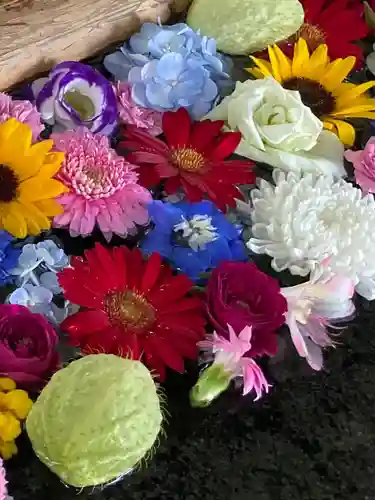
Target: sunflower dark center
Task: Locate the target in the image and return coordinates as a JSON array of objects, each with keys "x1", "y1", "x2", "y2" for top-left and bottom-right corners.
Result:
[
  {"x1": 0, "y1": 164, "x2": 19, "y2": 203},
  {"x1": 105, "y1": 290, "x2": 156, "y2": 332},
  {"x1": 282, "y1": 77, "x2": 335, "y2": 117}
]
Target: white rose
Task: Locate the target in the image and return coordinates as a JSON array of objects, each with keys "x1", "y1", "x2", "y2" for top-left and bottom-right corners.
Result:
[{"x1": 205, "y1": 77, "x2": 345, "y2": 178}]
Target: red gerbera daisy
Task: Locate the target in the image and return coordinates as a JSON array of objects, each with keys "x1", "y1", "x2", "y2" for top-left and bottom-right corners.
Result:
[
  {"x1": 120, "y1": 107, "x2": 255, "y2": 212},
  {"x1": 284, "y1": 0, "x2": 368, "y2": 67},
  {"x1": 58, "y1": 243, "x2": 206, "y2": 380}
]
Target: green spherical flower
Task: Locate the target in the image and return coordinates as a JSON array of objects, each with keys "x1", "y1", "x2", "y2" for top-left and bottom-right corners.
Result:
[{"x1": 26, "y1": 354, "x2": 163, "y2": 487}]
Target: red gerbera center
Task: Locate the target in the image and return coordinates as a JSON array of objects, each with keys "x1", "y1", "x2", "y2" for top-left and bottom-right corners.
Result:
[
  {"x1": 170, "y1": 147, "x2": 206, "y2": 172},
  {"x1": 105, "y1": 290, "x2": 156, "y2": 331},
  {"x1": 294, "y1": 23, "x2": 326, "y2": 52}
]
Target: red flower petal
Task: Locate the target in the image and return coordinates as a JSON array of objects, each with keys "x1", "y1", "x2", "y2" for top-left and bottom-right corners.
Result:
[
  {"x1": 189, "y1": 119, "x2": 225, "y2": 154},
  {"x1": 141, "y1": 253, "x2": 163, "y2": 295},
  {"x1": 208, "y1": 132, "x2": 242, "y2": 161},
  {"x1": 162, "y1": 108, "x2": 191, "y2": 148},
  {"x1": 302, "y1": 0, "x2": 325, "y2": 21},
  {"x1": 148, "y1": 274, "x2": 193, "y2": 308},
  {"x1": 80, "y1": 327, "x2": 119, "y2": 355},
  {"x1": 58, "y1": 269, "x2": 104, "y2": 309},
  {"x1": 145, "y1": 334, "x2": 185, "y2": 373},
  {"x1": 143, "y1": 348, "x2": 166, "y2": 380},
  {"x1": 61, "y1": 310, "x2": 110, "y2": 337},
  {"x1": 159, "y1": 297, "x2": 204, "y2": 314},
  {"x1": 113, "y1": 329, "x2": 141, "y2": 360},
  {"x1": 120, "y1": 248, "x2": 143, "y2": 292},
  {"x1": 111, "y1": 246, "x2": 128, "y2": 290},
  {"x1": 121, "y1": 126, "x2": 170, "y2": 156},
  {"x1": 164, "y1": 176, "x2": 182, "y2": 194}
]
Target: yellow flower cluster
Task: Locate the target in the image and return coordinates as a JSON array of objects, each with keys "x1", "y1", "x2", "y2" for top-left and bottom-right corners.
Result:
[{"x1": 0, "y1": 377, "x2": 32, "y2": 459}]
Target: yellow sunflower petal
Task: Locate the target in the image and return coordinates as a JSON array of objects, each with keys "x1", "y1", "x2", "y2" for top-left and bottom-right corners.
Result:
[
  {"x1": 0, "y1": 439, "x2": 17, "y2": 460},
  {"x1": 18, "y1": 178, "x2": 66, "y2": 202},
  {"x1": 331, "y1": 105, "x2": 375, "y2": 117},
  {"x1": 246, "y1": 68, "x2": 267, "y2": 79},
  {"x1": 38, "y1": 151, "x2": 65, "y2": 178},
  {"x1": 305, "y1": 44, "x2": 329, "y2": 78},
  {"x1": 320, "y1": 57, "x2": 356, "y2": 92},
  {"x1": 11, "y1": 139, "x2": 54, "y2": 181},
  {"x1": 332, "y1": 111, "x2": 375, "y2": 119},
  {"x1": 0, "y1": 119, "x2": 19, "y2": 144},
  {"x1": 292, "y1": 38, "x2": 311, "y2": 78},
  {"x1": 35, "y1": 199, "x2": 64, "y2": 217},
  {"x1": 268, "y1": 46, "x2": 283, "y2": 82},
  {"x1": 1, "y1": 206, "x2": 27, "y2": 239},
  {"x1": 273, "y1": 45, "x2": 292, "y2": 81},
  {"x1": 335, "y1": 81, "x2": 375, "y2": 108},
  {"x1": 249, "y1": 56, "x2": 273, "y2": 78},
  {"x1": 0, "y1": 120, "x2": 33, "y2": 167},
  {"x1": 323, "y1": 119, "x2": 356, "y2": 146}
]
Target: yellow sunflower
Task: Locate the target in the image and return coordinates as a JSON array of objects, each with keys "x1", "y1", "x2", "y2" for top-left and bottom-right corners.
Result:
[
  {"x1": 0, "y1": 118, "x2": 66, "y2": 238},
  {"x1": 247, "y1": 38, "x2": 375, "y2": 146}
]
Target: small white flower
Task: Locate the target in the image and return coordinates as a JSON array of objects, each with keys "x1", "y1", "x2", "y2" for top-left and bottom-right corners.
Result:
[
  {"x1": 205, "y1": 77, "x2": 345, "y2": 178},
  {"x1": 173, "y1": 215, "x2": 218, "y2": 251},
  {"x1": 247, "y1": 170, "x2": 375, "y2": 300}
]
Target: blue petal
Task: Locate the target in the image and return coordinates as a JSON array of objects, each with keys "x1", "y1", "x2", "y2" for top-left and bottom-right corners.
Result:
[
  {"x1": 172, "y1": 248, "x2": 205, "y2": 281},
  {"x1": 103, "y1": 52, "x2": 133, "y2": 81},
  {"x1": 156, "y1": 53, "x2": 184, "y2": 81},
  {"x1": 189, "y1": 99, "x2": 213, "y2": 120},
  {"x1": 145, "y1": 82, "x2": 174, "y2": 109},
  {"x1": 148, "y1": 201, "x2": 183, "y2": 232},
  {"x1": 141, "y1": 231, "x2": 173, "y2": 259},
  {"x1": 230, "y1": 240, "x2": 248, "y2": 261},
  {"x1": 131, "y1": 83, "x2": 148, "y2": 108}
]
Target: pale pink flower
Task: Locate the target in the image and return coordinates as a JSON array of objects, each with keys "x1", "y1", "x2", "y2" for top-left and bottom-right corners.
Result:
[
  {"x1": 0, "y1": 459, "x2": 7, "y2": 500},
  {"x1": 199, "y1": 324, "x2": 271, "y2": 401},
  {"x1": 281, "y1": 268, "x2": 355, "y2": 371},
  {"x1": 0, "y1": 92, "x2": 44, "y2": 141},
  {"x1": 51, "y1": 128, "x2": 152, "y2": 240},
  {"x1": 345, "y1": 138, "x2": 375, "y2": 194},
  {"x1": 115, "y1": 83, "x2": 163, "y2": 136}
]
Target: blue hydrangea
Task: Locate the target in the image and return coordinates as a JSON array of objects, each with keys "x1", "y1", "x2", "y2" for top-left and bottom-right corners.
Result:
[
  {"x1": 0, "y1": 231, "x2": 21, "y2": 286},
  {"x1": 129, "y1": 53, "x2": 218, "y2": 119},
  {"x1": 141, "y1": 200, "x2": 247, "y2": 281},
  {"x1": 103, "y1": 22, "x2": 232, "y2": 118}
]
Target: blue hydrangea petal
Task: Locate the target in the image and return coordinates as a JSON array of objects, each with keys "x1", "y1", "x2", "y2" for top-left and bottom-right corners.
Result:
[{"x1": 156, "y1": 53, "x2": 185, "y2": 82}]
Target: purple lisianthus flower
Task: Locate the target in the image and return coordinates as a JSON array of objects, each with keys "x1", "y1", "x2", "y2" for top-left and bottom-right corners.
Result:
[
  {"x1": 31, "y1": 62, "x2": 118, "y2": 135},
  {"x1": 129, "y1": 52, "x2": 218, "y2": 119}
]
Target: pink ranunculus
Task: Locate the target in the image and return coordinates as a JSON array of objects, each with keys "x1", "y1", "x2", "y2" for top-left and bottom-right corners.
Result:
[
  {"x1": 0, "y1": 92, "x2": 44, "y2": 142},
  {"x1": 115, "y1": 82, "x2": 163, "y2": 136},
  {"x1": 345, "y1": 138, "x2": 375, "y2": 193},
  {"x1": 206, "y1": 262, "x2": 287, "y2": 358},
  {"x1": 0, "y1": 305, "x2": 59, "y2": 389}
]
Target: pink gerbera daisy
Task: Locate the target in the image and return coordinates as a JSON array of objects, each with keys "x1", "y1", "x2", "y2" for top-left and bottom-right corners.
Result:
[
  {"x1": 0, "y1": 92, "x2": 43, "y2": 141},
  {"x1": 51, "y1": 128, "x2": 152, "y2": 240}
]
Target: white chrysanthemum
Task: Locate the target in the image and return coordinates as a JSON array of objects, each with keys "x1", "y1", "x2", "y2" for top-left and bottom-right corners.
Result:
[{"x1": 247, "y1": 171, "x2": 375, "y2": 300}]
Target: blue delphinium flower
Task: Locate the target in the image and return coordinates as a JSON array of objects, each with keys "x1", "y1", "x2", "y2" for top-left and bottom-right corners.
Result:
[
  {"x1": 0, "y1": 231, "x2": 21, "y2": 285},
  {"x1": 103, "y1": 22, "x2": 231, "y2": 118},
  {"x1": 141, "y1": 200, "x2": 247, "y2": 281}
]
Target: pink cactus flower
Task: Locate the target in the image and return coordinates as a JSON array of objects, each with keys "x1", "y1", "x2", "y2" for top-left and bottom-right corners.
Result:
[
  {"x1": 199, "y1": 324, "x2": 271, "y2": 401},
  {"x1": 51, "y1": 128, "x2": 152, "y2": 240}
]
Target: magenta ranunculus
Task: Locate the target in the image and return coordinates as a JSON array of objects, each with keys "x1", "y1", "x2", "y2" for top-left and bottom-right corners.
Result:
[
  {"x1": 345, "y1": 138, "x2": 375, "y2": 194},
  {"x1": 0, "y1": 305, "x2": 59, "y2": 388},
  {"x1": 206, "y1": 261, "x2": 287, "y2": 358}
]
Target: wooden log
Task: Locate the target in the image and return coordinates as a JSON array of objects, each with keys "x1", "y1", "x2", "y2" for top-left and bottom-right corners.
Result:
[{"x1": 0, "y1": 0, "x2": 191, "y2": 90}]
